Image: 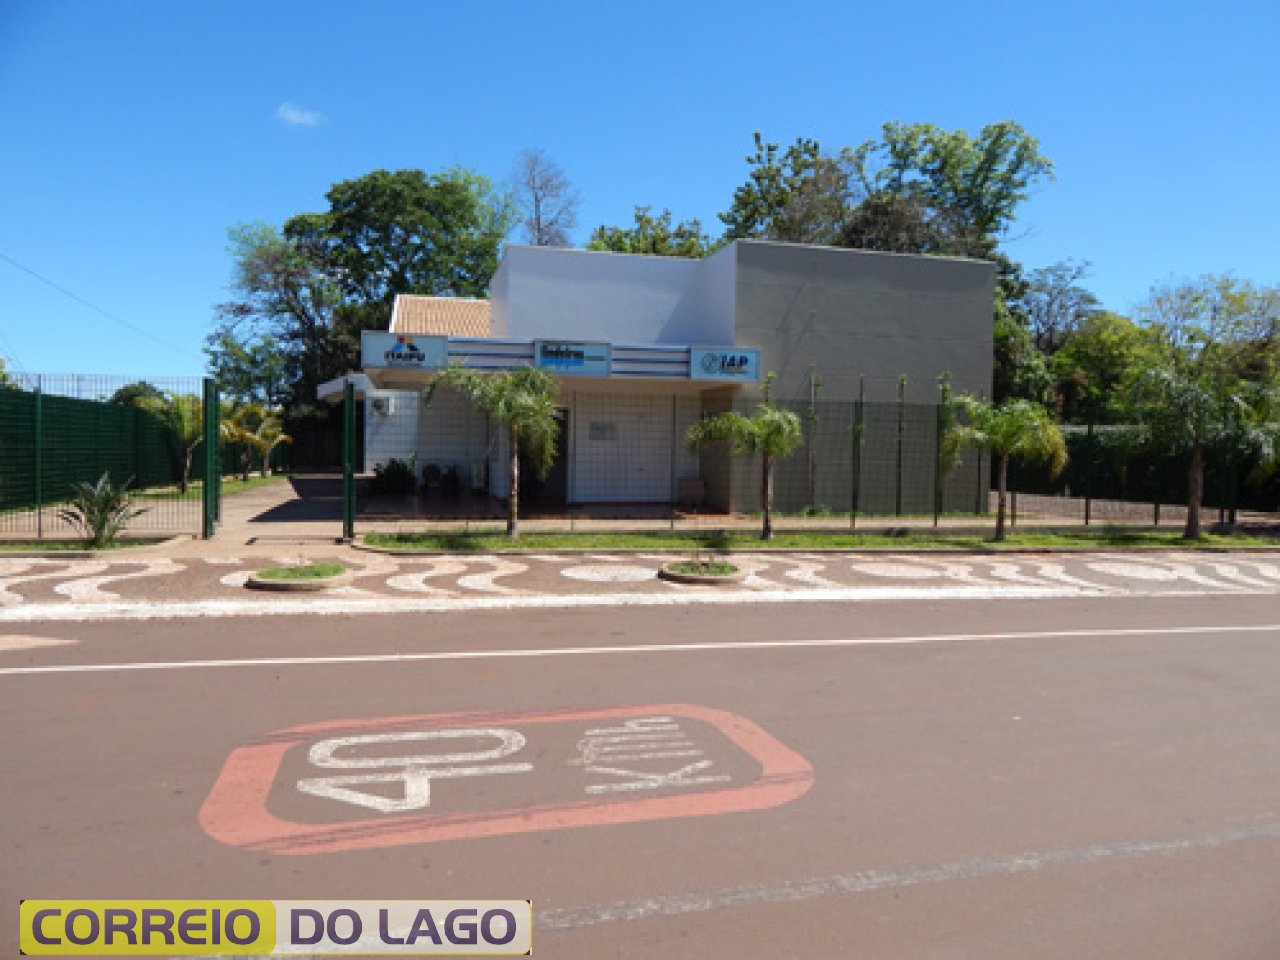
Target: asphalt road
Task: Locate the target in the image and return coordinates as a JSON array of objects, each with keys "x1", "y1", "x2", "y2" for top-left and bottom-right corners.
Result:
[{"x1": 4, "y1": 593, "x2": 1280, "y2": 958}]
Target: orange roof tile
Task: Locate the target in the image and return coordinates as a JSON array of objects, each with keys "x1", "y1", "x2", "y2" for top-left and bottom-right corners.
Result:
[{"x1": 391, "y1": 295, "x2": 491, "y2": 337}]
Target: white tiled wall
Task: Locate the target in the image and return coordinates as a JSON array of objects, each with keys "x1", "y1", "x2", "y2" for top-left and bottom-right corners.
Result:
[{"x1": 568, "y1": 393, "x2": 700, "y2": 502}]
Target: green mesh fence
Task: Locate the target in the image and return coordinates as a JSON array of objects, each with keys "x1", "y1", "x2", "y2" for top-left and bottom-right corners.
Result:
[{"x1": 0, "y1": 374, "x2": 209, "y2": 538}]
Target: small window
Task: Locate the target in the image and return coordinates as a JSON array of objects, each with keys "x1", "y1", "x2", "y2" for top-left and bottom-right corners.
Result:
[{"x1": 589, "y1": 422, "x2": 618, "y2": 442}]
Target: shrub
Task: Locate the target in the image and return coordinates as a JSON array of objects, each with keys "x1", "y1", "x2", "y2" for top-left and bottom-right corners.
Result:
[
  {"x1": 56, "y1": 473, "x2": 148, "y2": 548},
  {"x1": 371, "y1": 455, "x2": 418, "y2": 496}
]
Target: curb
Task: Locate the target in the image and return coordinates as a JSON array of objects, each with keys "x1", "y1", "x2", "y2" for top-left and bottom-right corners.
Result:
[
  {"x1": 0, "y1": 535, "x2": 193, "y2": 560},
  {"x1": 350, "y1": 537, "x2": 1280, "y2": 559}
]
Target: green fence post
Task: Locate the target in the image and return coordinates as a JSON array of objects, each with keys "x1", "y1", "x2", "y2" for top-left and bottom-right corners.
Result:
[
  {"x1": 934, "y1": 395, "x2": 944, "y2": 528},
  {"x1": 850, "y1": 379, "x2": 864, "y2": 530},
  {"x1": 894, "y1": 376, "x2": 905, "y2": 517},
  {"x1": 34, "y1": 376, "x2": 43, "y2": 539},
  {"x1": 1084, "y1": 421, "x2": 1094, "y2": 527},
  {"x1": 202, "y1": 378, "x2": 219, "y2": 539},
  {"x1": 343, "y1": 379, "x2": 356, "y2": 541}
]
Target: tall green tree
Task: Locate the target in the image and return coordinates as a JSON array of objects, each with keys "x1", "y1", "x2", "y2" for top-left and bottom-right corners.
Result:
[
  {"x1": 204, "y1": 329, "x2": 288, "y2": 406},
  {"x1": 215, "y1": 223, "x2": 342, "y2": 415},
  {"x1": 587, "y1": 207, "x2": 717, "y2": 258},
  {"x1": 720, "y1": 132, "x2": 848, "y2": 245},
  {"x1": 286, "y1": 167, "x2": 516, "y2": 335},
  {"x1": 108, "y1": 380, "x2": 165, "y2": 408},
  {"x1": 1121, "y1": 275, "x2": 1280, "y2": 538},
  {"x1": 948, "y1": 395, "x2": 1067, "y2": 541},
  {"x1": 426, "y1": 365, "x2": 560, "y2": 538},
  {"x1": 1052, "y1": 312, "x2": 1159, "y2": 422},
  {"x1": 848, "y1": 121, "x2": 1055, "y2": 258},
  {"x1": 686, "y1": 374, "x2": 804, "y2": 541}
]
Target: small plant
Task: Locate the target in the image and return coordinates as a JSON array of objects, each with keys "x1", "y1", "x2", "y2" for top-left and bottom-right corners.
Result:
[
  {"x1": 57, "y1": 473, "x2": 148, "y2": 548},
  {"x1": 668, "y1": 559, "x2": 738, "y2": 577},
  {"x1": 256, "y1": 562, "x2": 347, "y2": 581}
]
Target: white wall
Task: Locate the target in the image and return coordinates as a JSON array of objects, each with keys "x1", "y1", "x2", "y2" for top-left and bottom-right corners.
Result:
[
  {"x1": 363, "y1": 390, "x2": 421, "y2": 472},
  {"x1": 498, "y1": 245, "x2": 734, "y2": 346},
  {"x1": 568, "y1": 393, "x2": 701, "y2": 502}
]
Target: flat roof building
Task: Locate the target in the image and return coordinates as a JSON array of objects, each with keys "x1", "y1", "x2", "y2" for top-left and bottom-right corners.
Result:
[{"x1": 325, "y1": 240, "x2": 994, "y2": 513}]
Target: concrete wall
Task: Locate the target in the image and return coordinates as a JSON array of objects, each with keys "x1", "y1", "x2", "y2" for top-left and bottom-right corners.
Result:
[
  {"x1": 732, "y1": 241, "x2": 995, "y2": 404},
  {"x1": 499, "y1": 245, "x2": 733, "y2": 345}
]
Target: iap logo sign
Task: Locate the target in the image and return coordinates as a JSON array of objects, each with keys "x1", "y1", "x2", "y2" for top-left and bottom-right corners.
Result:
[
  {"x1": 691, "y1": 347, "x2": 761, "y2": 381},
  {"x1": 361, "y1": 331, "x2": 447, "y2": 370},
  {"x1": 200, "y1": 704, "x2": 813, "y2": 855}
]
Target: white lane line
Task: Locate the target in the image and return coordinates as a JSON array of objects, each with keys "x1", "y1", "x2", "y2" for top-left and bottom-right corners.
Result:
[
  {"x1": 456, "y1": 557, "x2": 530, "y2": 595},
  {"x1": 730, "y1": 555, "x2": 784, "y2": 589},
  {"x1": 3, "y1": 621, "x2": 1278, "y2": 677},
  {"x1": 0, "y1": 562, "x2": 109, "y2": 604},
  {"x1": 537, "y1": 819, "x2": 1280, "y2": 931},
  {"x1": 55, "y1": 560, "x2": 184, "y2": 602}
]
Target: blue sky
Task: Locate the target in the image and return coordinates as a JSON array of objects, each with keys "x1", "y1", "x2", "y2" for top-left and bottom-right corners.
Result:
[{"x1": 2, "y1": 0, "x2": 1277, "y2": 379}]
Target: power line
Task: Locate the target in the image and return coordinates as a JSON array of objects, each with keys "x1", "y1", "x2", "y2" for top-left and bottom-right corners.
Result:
[{"x1": 0, "y1": 250, "x2": 201, "y2": 360}]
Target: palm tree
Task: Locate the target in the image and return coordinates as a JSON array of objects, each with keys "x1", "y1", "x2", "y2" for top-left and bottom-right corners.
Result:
[
  {"x1": 686, "y1": 374, "x2": 804, "y2": 540},
  {"x1": 141, "y1": 392, "x2": 204, "y2": 494},
  {"x1": 949, "y1": 395, "x2": 1067, "y2": 541},
  {"x1": 1127, "y1": 367, "x2": 1280, "y2": 538},
  {"x1": 427, "y1": 364, "x2": 560, "y2": 538}
]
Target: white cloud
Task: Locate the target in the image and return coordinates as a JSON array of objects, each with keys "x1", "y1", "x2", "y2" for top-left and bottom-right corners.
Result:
[{"x1": 276, "y1": 102, "x2": 327, "y2": 128}]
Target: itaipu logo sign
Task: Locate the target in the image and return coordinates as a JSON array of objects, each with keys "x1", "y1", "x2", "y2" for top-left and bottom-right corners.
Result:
[
  {"x1": 386, "y1": 336, "x2": 426, "y2": 364},
  {"x1": 361, "y1": 332, "x2": 446, "y2": 370}
]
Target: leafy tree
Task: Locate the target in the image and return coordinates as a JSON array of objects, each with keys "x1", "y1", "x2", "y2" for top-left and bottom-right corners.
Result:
[
  {"x1": 108, "y1": 380, "x2": 165, "y2": 407},
  {"x1": 686, "y1": 374, "x2": 804, "y2": 541},
  {"x1": 849, "y1": 121, "x2": 1054, "y2": 259},
  {"x1": 203, "y1": 329, "x2": 288, "y2": 406},
  {"x1": 140, "y1": 393, "x2": 204, "y2": 493},
  {"x1": 1123, "y1": 275, "x2": 1280, "y2": 538},
  {"x1": 1052, "y1": 312, "x2": 1158, "y2": 421},
  {"x1": 949, "y1": 395, "x2": 1067, "y2": 541},
  {"x1": 425, "y1": 365, "x2": 560, "y2": 538},
  {"x1": 514, "y1": 149, "x2": 579, "y2": 247},
  {"x1": 720, "y1": 132, "x2": 848, "y2": 245},
  {"x1": 215, "y1": 223, "x2": 343, "y2": 415},
  {"x1": 587, "y1": 207, "x2": 717, "y2": 258},
  {"x1": 285, "y1": 167, "x2": 516, "y2": 334},
  {"x1": 1018, "y1": 260, "x2": 1101, "y2": 354}
]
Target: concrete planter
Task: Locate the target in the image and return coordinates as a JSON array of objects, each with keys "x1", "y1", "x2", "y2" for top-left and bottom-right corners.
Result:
[
  {"x1": 657, "y1": 561, "x2": 744, "y2": 586},
  {"x1": 245, "y1": 568, "x2": 353, "y2": 592}
]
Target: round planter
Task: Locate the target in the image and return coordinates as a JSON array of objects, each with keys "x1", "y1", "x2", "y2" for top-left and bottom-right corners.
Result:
[
  {"x1": 657, "y1": 561, "x2": 744, "y2": 586},
  {"x1": 245, "y1": 569, "x2": 353, "y2": 592}
]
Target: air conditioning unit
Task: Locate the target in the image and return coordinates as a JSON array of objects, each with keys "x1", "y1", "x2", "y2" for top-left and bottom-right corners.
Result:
[{"x1": 371, "y1": 396, "x2": 394, "y2": 416}]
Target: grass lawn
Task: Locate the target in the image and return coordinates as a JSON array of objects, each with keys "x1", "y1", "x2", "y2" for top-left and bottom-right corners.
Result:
[
  {"x1": 0, "y1": 538, "x2": 169, "y2": 551},
  {"x1": 255, "y1": 562, "x2": 347, "y2": 581},
  {"x1": 136, "y1": 473, "x2": 290, "y2": 499},
  {"x1": 363, "y1": 526, "x2": 1275, "y2": 553}
]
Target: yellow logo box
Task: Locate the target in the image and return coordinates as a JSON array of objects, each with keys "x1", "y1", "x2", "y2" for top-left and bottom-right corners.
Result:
[
  {"x1": 20, "y1": 900, "x2": 533, "y2": 956},
  {"x1": 20, "y1": 901, "x2": 275, "y2": 956}
]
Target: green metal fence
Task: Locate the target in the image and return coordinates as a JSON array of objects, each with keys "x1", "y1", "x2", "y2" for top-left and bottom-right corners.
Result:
[{"x1": 0, "y1": 374, "x2": 220, "y2": 540}]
